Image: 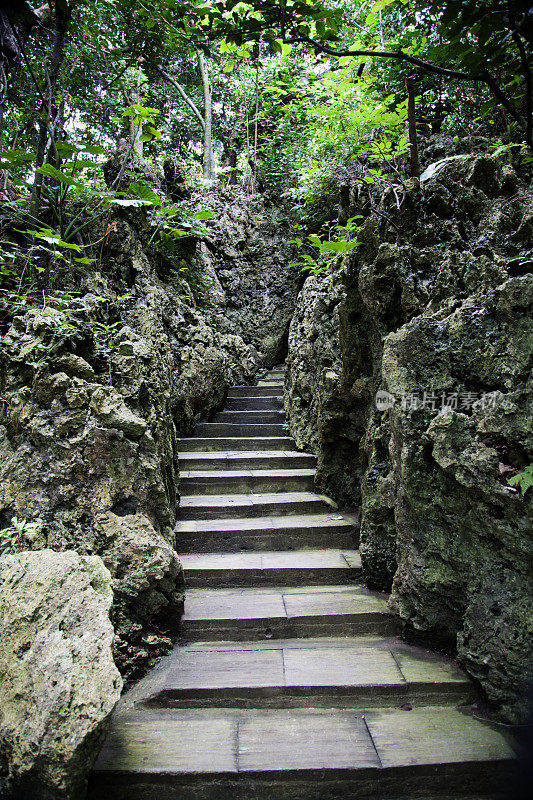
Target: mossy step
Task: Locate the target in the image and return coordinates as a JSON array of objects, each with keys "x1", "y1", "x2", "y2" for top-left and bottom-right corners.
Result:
[
  {"x1": 194, "y1": 422, "x2": 287, "y2": 437},
  {"x1": 174, "y1": 512, "x2": 358, "y2": 552},
  {"x1": 178, "y1": 548, "x2": 361, "y2": 587},
  {"x1": 225, "y1": 396, "x2": 283, "y2": 410},
  {"x1": 177, "y1": 451, "x2": 316, "y2": 471},
  {"x1": 212, "y1": 410, "x2": 286, "y2": 423},
  {"x1": 178, "y1": 437, "x2": 296, "y2": 452},
  {"x1": 227, "y1": 384, "x2": 284, "y2": 397},
  {"x1": 179, "y1": 468, "x2": 316, "y2": 495},
  {"x1": 90, "y1": 707, "x2": 516, "y2": 800},
  {"x1": 178, "y1": 491, "x2": 336, "y2": 520},
  {"x1": 134, "y1": 635, "x2": 472, "y2": 709},
  {"x1": 180, "y1": 584, "x2": 399, "y2": 640}
]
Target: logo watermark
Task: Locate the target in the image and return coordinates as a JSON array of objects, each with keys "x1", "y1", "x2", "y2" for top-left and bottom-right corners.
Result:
[
  {"x1": 375, "y1": 390, "x2": 396, "y2": 411},
  {"x1": 375, "y1": 390, "x2": 499, "y2": 412}
]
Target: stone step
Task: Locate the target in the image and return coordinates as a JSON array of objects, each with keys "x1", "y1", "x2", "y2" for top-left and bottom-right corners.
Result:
[
  {"x1": 227, "y1": 384, "x2": 284, "y2": 397},
  {"x1": 178, "y1": 492, "x2": 335, "y2": 520},
  {"x1": 174, "y1": 513, "x2": 358, "y2": 552},
  {"x1": 179, "y1": 469, "x2": 316, "y2": 495},
  {"x1": 177, "y1": 451, "x2": 317, "y2": 472},
  {"x1": 90, "y1": 706, "x2": 516, "y2": 800},
  {"x1": 180, "y1": 585, "x2": 400, "y2": 641},
  {"x1": 178, "y1": 549, "x2": 361, "y2": 587},
  {"x1": 194, "y1": 422, "x2": 287, "y2": 437},
  {"x1": 212, "y1": 410, "x2": 286, "y2": 423},
  {"x1": 225, "y1": 396, "x2": 282, "y2": 410},
  {"x1": 135, "y1": 637, "x2": 472, "y2": 709},
  {"x1": 178, "y1": 437, "x2": 296, "y2": 452}
]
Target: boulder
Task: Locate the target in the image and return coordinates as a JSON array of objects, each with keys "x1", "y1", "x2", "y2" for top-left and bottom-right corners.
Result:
[
  {"x1": 0, "y1": 550, "x2": 122, "y2": 800},
  {"x1": 94, "y1": 512, "x2": 184, "y2": 674}
]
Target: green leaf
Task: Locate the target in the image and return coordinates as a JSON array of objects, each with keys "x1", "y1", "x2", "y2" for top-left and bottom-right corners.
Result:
[
  {"x1": 194, "y1": 209, "x2": 214, "y2": 220},
  {"x1": 55, "y1": 142, "x2": 82, "y2": 158},
  {"x1": 108, "y1": 198, "x2": 146, "y2": 207},
  {"x1": 508, "y1": 464, "x2": 533, "y2": 495},
  {"x1": 0, "y1": 149, "x2": 35, "y2": 167},
  {"x1": 84, "y1": 145, "x2": 106, "y2": 155},
  {"x1": 127, "y1": 182, "x2": 162, "y2": 205},
  {"x1": 36, "y1": 164, "x2": 76, "y2": 185},
  {"x1": 319, "y1": 240, "x2": 359, "y2": 253},
  {"x1": 370, "y1": 0, "x2": 398, "y2": 12}
]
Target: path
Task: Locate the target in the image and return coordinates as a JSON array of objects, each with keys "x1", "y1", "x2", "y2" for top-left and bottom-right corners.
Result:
[{"x1": 89, "y1": 367, "x2": 516, "y2": 799}]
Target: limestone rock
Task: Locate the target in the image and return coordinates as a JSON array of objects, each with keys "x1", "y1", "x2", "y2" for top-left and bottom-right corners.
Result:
[
  {"x1": 285, "y1": 147, "x2": 533, "y2": 721},
  {"x1": 0, "y1": 550, "x2": 122, "y2": 800},
  {"x1": 284, "y1": 272, "x2": 363, "y2": 504},
  {"x1": 90, "y1": 386, "x2": 147, "y2": 438},
  {"x1": 0, "y1": 202, "x2": 262, "y2": 680},
  {"x1": 94, "y1": 512, "x2": 184, "y2": 674},
  {"x1": 194, "y1": 189, "x2": 302, "y2": 366}
]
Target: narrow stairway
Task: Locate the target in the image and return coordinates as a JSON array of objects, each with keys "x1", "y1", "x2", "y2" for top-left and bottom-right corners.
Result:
[{"x1": 90, "y1": 366, "x2": 516, "y2": 799}]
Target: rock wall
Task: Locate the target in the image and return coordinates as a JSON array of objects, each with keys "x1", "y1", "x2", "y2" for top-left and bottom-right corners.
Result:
[
  {"x1": 195, "y1": 190, "x2": 302, "y2": 366},
  {"x1": 285, "y1": 147, "x2": 533, "y2": 721},
  {"x1": 0, "y1": 550, "x2": 122, "y2": 800},
  {"x1": 0, "y1": 204, "x2": 260, "y2": 681}
]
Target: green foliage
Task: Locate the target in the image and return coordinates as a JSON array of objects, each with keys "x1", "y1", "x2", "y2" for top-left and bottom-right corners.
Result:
[
  {"x1": 288, "y1": 217, "x2": 362, "y2": 274},
  {"x1": 508, "y1": 464, "x2": 533, "y2": 496},
  {"x1": 149, "y1": 206, "x2": 214, "y2": 251},
  {"x1": 0, "y1": 517, "x2": 41, "y2": 556}
]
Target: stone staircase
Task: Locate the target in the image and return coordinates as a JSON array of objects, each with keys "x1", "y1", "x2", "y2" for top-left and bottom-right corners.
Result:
[{"x1": 89, "y1": 366, "x2": 516, "y2": 799}]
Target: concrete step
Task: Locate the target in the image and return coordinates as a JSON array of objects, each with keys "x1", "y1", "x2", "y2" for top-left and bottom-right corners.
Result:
[
  {"x1": 135, "y1": 637, "x2": 472, "y2": 709},
  {"x1": 225, "y1": 396, "x2": 282, "y2": 410},
  {"x1": 228, "y1": 384, "x2": 284, "y2": 397},
  {"x1": 174, "y1": 513, "x2": 358, "y2": 552},
  {"x1": 179, "y1": 469, "x2": 316, "y2": 495},
  {"x1": 178, "y1": 437, "x2": 296, "y2": 452},
  {"x1": 212, "y1": 410, "x2": 286, "y2": 423},
  {"x1": 89, "y1": 361, "x2": 517, "y2": 800},
  {"x1": 178, "y1": 492, "x2": 336, "y2": 520},
  {"x1": 179, "y1": 549, "x2": 361, "y2": 587},
  {"x1": 90, "y1": 707, "x2": 516, "y2": 800},
  {"x1": 194, "y1": 423, "x2": 287, "y2": 437},
  {"x1": 177, "y1": 451, "x2": 317, "y2": 472},
  {"x1": 180, "y1": 585, "x2": 400, "y2": 641}
]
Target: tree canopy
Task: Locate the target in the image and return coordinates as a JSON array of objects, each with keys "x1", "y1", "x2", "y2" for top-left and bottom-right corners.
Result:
[{"x1": 0, "y1": 0, "x2": 530, "y2": 293}]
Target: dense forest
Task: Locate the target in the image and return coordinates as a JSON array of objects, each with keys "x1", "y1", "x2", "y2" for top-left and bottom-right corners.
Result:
[
  {"x1": 0, "y1": 3, "x2": 532, "y2": 800},
  {"x1": 0, "y1": 0, "x2": 531, "y2": 307}
]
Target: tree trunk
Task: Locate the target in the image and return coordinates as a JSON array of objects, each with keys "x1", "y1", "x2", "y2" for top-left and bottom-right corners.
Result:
[
  {"x1": 197, "y1": 51, "x2": 215, "y2": 180},
  {"x1": 406, "y1": 76, "x2": 420, "y2": 179},
  {"x1": 129, "y1": 65, "x2": 144, "y2": 158},
  {"x1": 32, "y1": 0, "x2": 71, "y2": 215}
]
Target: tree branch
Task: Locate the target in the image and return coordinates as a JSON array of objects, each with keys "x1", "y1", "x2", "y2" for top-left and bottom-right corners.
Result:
[
  {"x1": 294, "y1": 36, "x2": 471, "y2": 81},
  {"x1": 155, "y1": 65, "x2": 205, "y2": 132}
]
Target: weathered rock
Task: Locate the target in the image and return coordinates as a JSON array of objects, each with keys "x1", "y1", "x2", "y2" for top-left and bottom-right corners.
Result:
[
  {"x1": 285, "y1": 148, "x2": 533, "y2": 721},
  {"x1": 383, "y1": 279, "x2": 533, "y2": 720},
  {"x1": 194, "y1": 189, "x2": 302, "y2": 366},
  {"x1": 0, "y1": 204, "x2": 261, "y2": 678},
  {"x1": 90, "y1": 386, "x2": 147, "y2": 438},
  {"x1": 285, "y1": 271, "x2": 364, "y2": 503},
  {"x1": 94, "y1": 512, "x2": 184, "y2": 675},
  {"x1": 0, "y1": 549, "x2": 122, "y2": 800}
]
